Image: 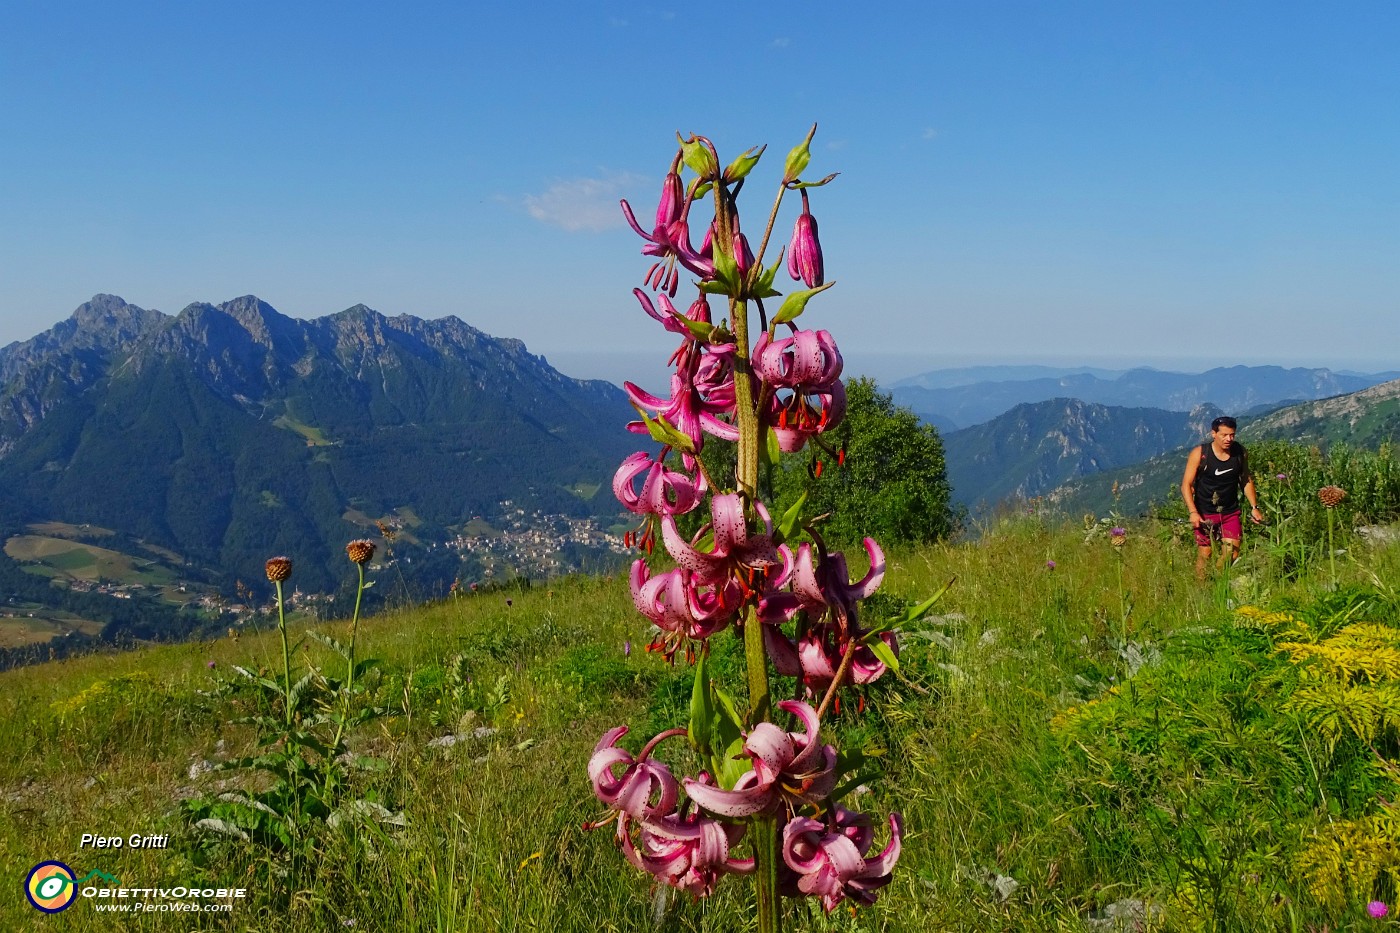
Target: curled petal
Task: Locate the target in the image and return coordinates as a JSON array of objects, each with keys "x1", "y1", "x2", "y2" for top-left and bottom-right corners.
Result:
[{"x1": 684, "y1": 769, "x2": 773, "y2": 818}]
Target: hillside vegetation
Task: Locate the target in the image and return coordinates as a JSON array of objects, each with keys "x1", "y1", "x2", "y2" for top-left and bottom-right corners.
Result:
[{"x1": 4, "y1": 450, "x2": 1399, "y2": 931}]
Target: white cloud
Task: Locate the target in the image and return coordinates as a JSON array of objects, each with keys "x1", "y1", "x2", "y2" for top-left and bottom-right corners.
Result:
[
  {"x1": 771, "y1": 36, "x2": 790, "y2": 48},
  {"x1": 524, "y1": 172, "x2": 651, "y2": 233},
  {"x1": 922, "y1": 127, "x2": 939, "y2": 140}
]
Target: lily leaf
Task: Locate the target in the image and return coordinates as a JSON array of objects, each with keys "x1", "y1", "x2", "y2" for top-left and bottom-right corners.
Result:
[
  {"x1": 864, "y1": 576, "x2": 958, "y2": 638},
  {"x1": 675, "y1": 315, "x2": 716, "y2": 343},
  {"x1": 711, "y1": 237, "x2": 740, "y2": 293},
  {"x1": 772, "y1": 281, "x2": 835, "y2": 325},
  {"x1": 636, "y1": 409, "x2": 696, "y2": 454},
  {"x1": 688, "y1": 650, "x2": 713, "y2": 753},
  {"x1": 723, "y1": 144, "x2": 766, "y2": 183},
  {"x1": 863, "y1": 632, "x2": 900, "y2": 672},
  {"x1": 753, "y1": 255, "x2": 783, "y2": 300},
  {"x1": 774, "y1": 492, "x2": 808, "y2": 546},
  {"x1": 710, "y1": 684, "x2": 749, "y2": 789}
]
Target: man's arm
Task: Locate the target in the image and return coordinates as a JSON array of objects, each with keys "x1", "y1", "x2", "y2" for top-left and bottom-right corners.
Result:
[{"x1": 1181, "y1": 445, "x2": 1202, "y2": 528}]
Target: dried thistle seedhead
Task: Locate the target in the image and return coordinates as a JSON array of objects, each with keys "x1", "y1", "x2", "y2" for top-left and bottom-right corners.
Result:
[
  {"x1": 265, "y1": 556, "x2": 293, "y2": 582},
  {"x1": 346, "y1": 539, "x2": 376, "y2": 565},
  {"x1": 1318, "y1": 485, "x2": 1347, "y2": 509},
  {"x1": 375, "y1": 520, "x2": 399, "y2": 543}
]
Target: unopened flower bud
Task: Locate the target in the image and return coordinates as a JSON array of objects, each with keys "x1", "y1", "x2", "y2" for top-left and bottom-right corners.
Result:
[
  {"x1": 265, "y1": 556, "x2": 292, "y2": 582},
  {"x1": 787, "y1": 191, "x2": 824, "y2": 287}
]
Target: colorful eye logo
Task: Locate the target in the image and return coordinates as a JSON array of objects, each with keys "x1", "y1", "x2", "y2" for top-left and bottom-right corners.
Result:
[{"x1": 25, "y1": 861, "x2": 77, "y2": 913}]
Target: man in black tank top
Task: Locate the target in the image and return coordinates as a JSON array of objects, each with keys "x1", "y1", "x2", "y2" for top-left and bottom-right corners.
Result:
[{"x1": 1180, "y1": 416, "x2": 1263, "y2": 580}]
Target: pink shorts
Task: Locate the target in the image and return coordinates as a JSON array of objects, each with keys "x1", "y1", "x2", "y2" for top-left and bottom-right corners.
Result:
[{"x1": 1195, "y1": 510, "x2": 1242, "y2": 547}]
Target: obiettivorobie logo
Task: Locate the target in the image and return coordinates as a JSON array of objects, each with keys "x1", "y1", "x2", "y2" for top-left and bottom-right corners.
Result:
[{"x1": 24, "y1": 862, "x2": 120, "y2": 913}]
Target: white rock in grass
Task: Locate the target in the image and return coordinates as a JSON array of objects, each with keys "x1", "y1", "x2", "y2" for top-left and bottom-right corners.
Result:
[{"x1": 195, "y1": 818, "x2": 250, "y2": 841}]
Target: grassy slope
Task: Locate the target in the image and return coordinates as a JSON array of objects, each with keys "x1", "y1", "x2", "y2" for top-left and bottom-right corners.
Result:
[{"x1": 2, "y1": 521, "x2": 1397, "y2": 932}]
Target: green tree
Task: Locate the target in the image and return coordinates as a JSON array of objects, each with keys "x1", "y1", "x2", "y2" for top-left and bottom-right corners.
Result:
[{"x1": 769, "y1": 376, "x2": 956, "y2": 547}]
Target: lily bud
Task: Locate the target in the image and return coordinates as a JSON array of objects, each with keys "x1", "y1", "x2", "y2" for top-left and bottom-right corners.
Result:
[{"x1": 787, "y1": 191, "x2": 824, "y2": 287}]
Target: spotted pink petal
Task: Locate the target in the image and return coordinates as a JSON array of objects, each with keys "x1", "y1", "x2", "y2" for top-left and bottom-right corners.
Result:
[{"x1": 683, "y1": 768, "x2": 773, "y2": 818}]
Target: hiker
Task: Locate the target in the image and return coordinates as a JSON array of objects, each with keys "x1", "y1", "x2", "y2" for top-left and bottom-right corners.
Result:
[{"x1": 1181, "y1": 416, "x2": 1263, "y2": 579}]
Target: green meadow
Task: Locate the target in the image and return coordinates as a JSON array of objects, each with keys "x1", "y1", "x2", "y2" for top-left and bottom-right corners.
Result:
[{"x1": 3, "y1": 468, "x2": 1399, "y2": 931}]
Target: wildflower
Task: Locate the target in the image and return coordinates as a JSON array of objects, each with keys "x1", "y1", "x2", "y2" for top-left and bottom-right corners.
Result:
[
  {"x1": 346, "y1": 539, "x2": 376, "y2": 565},
  {"x1": 506, "y1": 599, "x2": 513, "y2": 608},
  {"x1": 620, "y1": 167, "x2": 712, "y2": 295},
  {"x1": 265, "y1": 556, "x2": 292, "y2": 582},
  {"x1": 1368, "y1": 901, "x2": 1389, "y2": 918},
  {"x1": 207, "y1": 660, "x2": 216, "y2": 669},
  {"x1": 661, "y1": 494, "x2": 784, "y2": 588},
  {"x1": 623, "y1": 640, "x2": 632, "y2": 658},
  {"x1": 613, "y1": 451, "x2": 706, "y2": 516},
  {"x1": 588, "y1": 726, "x2": 680, "y2": 820},
  {"x1": 683, "y1": 701, "x2": 837, "y2": 817},
  {"x1": 786, "y1": 189, "x2": 824, "y2": 287},
  {"x1": 1318, "y1": 485, "x2": 1347, "y2": 508},
  {"x1": 781, "y1": 813, "x2": 902, "y2": 911},
  {"x1": 625, "y1": 368, "x2": 739, "y2": 458},
  {"x1": 620, "y1": 801, "x2": 754, "y2": 896},
  {"x1": 1275, "y1": 472, "x2": 1287, "y2": 481},
  {"x1": 1045, "y1": 560, "x2": 1056, "y2": 570},
  {"x1": 790, "y1": 539, "x2": 885, "y2": 635},
  {"x1": 1109, "y1": 527, "x2": 1127, "y2": 548}
]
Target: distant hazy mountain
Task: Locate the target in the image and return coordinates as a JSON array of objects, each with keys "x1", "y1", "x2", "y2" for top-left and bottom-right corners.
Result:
[
  {"x1": 892, "y1": 365, "x2": 1392, "y2": 430},
  {"x1": 944, "y1": 398, "x2": 1222, "y2": 508},
  {"x1": 1048, "y1": 378, "x2": 1400, "y2": 516},
  {"x1": 0, "y1": 295, "x2": 637, "y2": 593},
  {"x1": 892, "y1": 364, "x2": 1128, "y2": 391}
]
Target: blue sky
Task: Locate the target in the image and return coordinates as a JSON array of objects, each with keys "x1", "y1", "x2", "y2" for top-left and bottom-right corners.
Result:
[{"x1": 2, "y1": 2, "x2": 1397, "y2": 386}]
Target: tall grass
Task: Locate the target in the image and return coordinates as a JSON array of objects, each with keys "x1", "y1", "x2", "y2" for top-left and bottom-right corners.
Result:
[{"x1": 2, "y1": 504, "x2": 1398, "y2": 930}]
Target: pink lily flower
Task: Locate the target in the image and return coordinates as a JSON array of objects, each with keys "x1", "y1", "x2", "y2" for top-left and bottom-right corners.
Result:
[
  {"x1": 625, "y1": 368, "x2": 739, "y2": 458},
  {"x1": 781, "y1": 813, "x2": 903, "y2": 911},
  {"x1": 588, "y1": 726, "x2": 680, "y2": 820},
  {"x1": 620, "y1": 170, "x2": 713, "y2": 295},
  {"x1": 661, "y1": 494, "x2": 784, "y2": 588},
  {"x1": 618, "y1": 803, "x2": 754, "y2": 897},
  {"x1": 753, "y1": 329, "x2": 843, "y2": 391},
  {"x1": 792, "y1": 539, "x2": 885, "y2": 634},
  {"x1": 764, "y1": 626, "x2": 898, "y2": 692},
  {"x1": 766, "y1": 380, "x2": 846, "y2": 453},
  {"x1": 786, "y1": 190, "x2": 824, "y2": 288},
  {"x1": 630, "y1": 560, "x2": 741, "y2": 644},
  {"x1": 683, "y1": 700, "x2": 837, "y2": 817},
  {"x1": 613, "y1": 452, "x2": 705, "y2": 516}
]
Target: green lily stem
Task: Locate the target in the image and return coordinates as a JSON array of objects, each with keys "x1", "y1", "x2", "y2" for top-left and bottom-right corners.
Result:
[
  {"x1": 716, "y1": 159, "x2": 781, "y2": 930},
  {"x1": 275, "y1": 580, "x2": 293, "y2": 729}
]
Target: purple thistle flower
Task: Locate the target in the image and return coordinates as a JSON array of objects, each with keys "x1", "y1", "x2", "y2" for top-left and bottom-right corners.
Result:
[
  {"x1": 1045, "y1": 560, "x2": 1056, "y2": 570},
  {"x1": 1276, "y1": 473, "x2": 1287, "y2": 481},
  {"x1": 1368, "y1": 901, "x2": 1389, "y2": 918},
  {"x1": 1110, "y1": 527, "x2": 1126, "y2": 537},
  {"x1": 207, "y1": 660, "x2": 217, "y2": 669}
]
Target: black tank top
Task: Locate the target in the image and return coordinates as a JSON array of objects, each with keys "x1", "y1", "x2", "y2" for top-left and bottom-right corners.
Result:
[{"x1": 1195, "y1": 442, "x2": 1245, "y2": 514}]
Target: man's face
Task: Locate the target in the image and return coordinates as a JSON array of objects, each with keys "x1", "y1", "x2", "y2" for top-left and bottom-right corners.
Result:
[{"x1": 1213, "y1": 426, "x2": 1236, "y2": 449}]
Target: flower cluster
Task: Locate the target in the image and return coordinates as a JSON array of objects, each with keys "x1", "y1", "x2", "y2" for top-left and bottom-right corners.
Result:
[{"x1": 586, "y1": 130, "x2": 905, "y2": 919}]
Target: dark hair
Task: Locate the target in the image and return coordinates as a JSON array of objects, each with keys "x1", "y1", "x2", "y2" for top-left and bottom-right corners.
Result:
[{"x1": 1211, "y1": 416, "x2": 1237, "y2": 431}]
